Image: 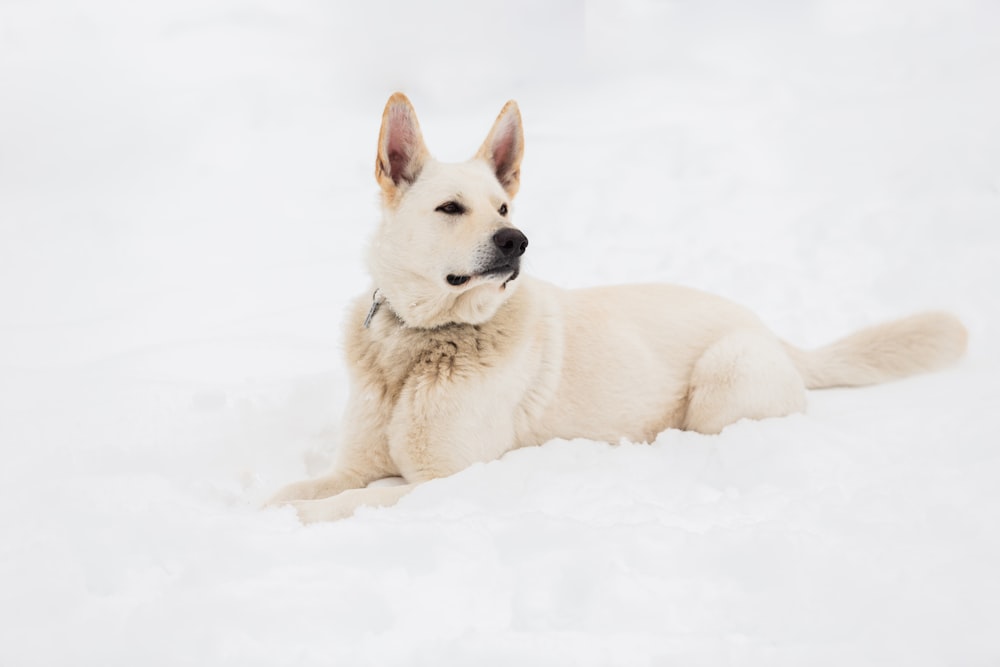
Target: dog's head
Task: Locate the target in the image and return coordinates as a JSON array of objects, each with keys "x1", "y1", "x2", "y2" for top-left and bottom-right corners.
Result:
[{"x1": 367, "y1": 93, "x2": 528, "y2": 328}]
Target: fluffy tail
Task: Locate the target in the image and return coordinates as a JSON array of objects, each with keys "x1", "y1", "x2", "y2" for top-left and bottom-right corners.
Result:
[{"x1": 783, "y1": 312, "x2": 968, "y2": 390}]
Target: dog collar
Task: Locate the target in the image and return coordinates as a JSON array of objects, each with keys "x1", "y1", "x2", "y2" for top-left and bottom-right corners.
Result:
[{"x1": 363, "y1": 289, "x2": 386, "y2": 328}]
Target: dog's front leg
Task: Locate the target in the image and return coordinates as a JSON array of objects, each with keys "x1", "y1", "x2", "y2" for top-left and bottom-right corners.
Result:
[
  {"x1": 275, "y1": 374, "x2": 519, "y2": 521},
  {"x1": 265, "y1": 389, "x2": 397, "y2": 507},
  {"x1": 288, "y1": 389, "x2": 516, "y2": 521},
  {"x1": 387, "y1": 376, "x2": 519, "y2": 485}
]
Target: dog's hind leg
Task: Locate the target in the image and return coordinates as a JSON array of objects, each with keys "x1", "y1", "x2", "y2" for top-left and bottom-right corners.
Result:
[{"x1": 683, "y1": 329, "x2": 807, "y2": 435}]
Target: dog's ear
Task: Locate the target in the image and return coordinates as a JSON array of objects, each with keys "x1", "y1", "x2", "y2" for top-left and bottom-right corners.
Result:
[
  {"x1": 375, "y1": 93, "x2": 430, "y2": 203},
  {"x1": 476, "y1": 100, "x2": 523, "y2": 198}
]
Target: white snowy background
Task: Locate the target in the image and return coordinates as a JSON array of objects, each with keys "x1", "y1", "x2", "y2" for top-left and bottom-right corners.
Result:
[{"x1": 2, "y1": 0, "x2": 999, "y2": 664}]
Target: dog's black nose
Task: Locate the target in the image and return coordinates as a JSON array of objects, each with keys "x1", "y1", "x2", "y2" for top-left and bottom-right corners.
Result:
[{"x1": 493, "y1": 228, "x2": 528, "y2": 258}]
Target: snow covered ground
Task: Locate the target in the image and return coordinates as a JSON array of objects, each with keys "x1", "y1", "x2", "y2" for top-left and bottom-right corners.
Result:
[{"x1": 2, "y1": 1, "x2": 999, "y2": 664}]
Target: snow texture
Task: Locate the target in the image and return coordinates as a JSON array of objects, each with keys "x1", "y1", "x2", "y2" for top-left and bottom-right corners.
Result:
[{"x1": 2, "y1": 1, "x2": 999, "y2": 665}]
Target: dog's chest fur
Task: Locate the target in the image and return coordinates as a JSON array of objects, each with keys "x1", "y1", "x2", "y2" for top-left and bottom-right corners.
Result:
[{"x1": 343, "y1": 290, "x2": 530, "y2": 406}]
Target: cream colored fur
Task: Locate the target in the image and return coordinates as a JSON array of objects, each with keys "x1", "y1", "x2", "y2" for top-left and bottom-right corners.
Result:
[{"x1": 267, "y1": 93, "x2": 968, "y2": 522}]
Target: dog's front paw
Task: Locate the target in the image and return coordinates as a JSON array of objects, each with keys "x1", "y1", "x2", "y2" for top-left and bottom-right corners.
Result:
[
  {"x1": 265, "y1": 482, "x2": 364, "y2": 522},
  {"x1": 267, "y1": 481, "x2": 414, "y2": 523},
  {"x1": 263, "y1": 479, "x2": 326, "y2": 508},
  {"x1": 288, "y1": 496, "x2": 359, "y2": 524}
]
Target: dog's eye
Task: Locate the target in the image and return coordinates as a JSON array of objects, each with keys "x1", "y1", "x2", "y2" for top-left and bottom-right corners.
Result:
[
  {"x1": 498, "y1": 203, "x2": 508, "y2": 216},
  {"x1": 435, "y1": 201, "x2": 465, "y2": 215}
]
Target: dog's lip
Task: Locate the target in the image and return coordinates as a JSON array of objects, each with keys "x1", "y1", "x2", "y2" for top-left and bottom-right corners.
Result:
[
  {"x1": 480, "y1": 263, "x2": 517, "y2": 278},
  {"x1": 446, "y1": 263, "x2": 519, "y2": 288},
  {"x1": 501, "y1": 266, "x2": 520, "y2": 287}
]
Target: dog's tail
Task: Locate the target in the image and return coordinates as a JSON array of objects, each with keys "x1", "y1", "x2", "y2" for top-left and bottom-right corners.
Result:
[{"x1": 783, "y1": 311, "x2": 967, "y2": 390}]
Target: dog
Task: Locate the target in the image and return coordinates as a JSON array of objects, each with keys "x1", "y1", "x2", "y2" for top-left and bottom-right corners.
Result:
[{"x1": 267, "y1": 93, "x2": 968, "y2": 522}]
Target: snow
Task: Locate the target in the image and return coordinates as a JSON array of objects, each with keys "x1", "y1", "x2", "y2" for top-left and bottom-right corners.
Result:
[{"x1": 2, "y1": 0, "x2": 999, "y2": 664}]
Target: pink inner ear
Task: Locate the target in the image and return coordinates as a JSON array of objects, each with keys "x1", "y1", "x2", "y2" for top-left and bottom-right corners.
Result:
[
  {"x1": 386, "y1": 107, "x2": 418, "y2": 184},
  {"x1": 490, "y1": 116, "x2": 519, "y2": 181},
  {"x1": 492, "y1": 137, "x2": 512, "y2": 174}
]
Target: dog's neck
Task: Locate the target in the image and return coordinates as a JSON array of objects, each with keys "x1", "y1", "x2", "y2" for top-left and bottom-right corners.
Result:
[
  {"x1": 362, "y1": 288, "x2": 460, "y2": 331},
  {"x1": 361, "y1": 283, "x2": 516, "y2": 331},
  {"x1": 361, "y1": 288, "x2": 421, "y2": 330}
]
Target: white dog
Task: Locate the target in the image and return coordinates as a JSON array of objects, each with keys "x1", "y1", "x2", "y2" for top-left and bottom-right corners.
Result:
[{"x1": 268, "y1": 93, "x2": 967, "y2": 522}]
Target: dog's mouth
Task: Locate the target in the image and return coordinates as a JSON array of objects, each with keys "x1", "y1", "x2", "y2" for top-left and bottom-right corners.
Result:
[{"x1": 446, "y1": 263, "x2": 520, "y2": 289}]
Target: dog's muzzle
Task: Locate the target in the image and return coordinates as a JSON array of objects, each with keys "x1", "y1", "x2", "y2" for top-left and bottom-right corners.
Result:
[{"x1": 446, "y1": 227, "x2": 528, "y2": 287}]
